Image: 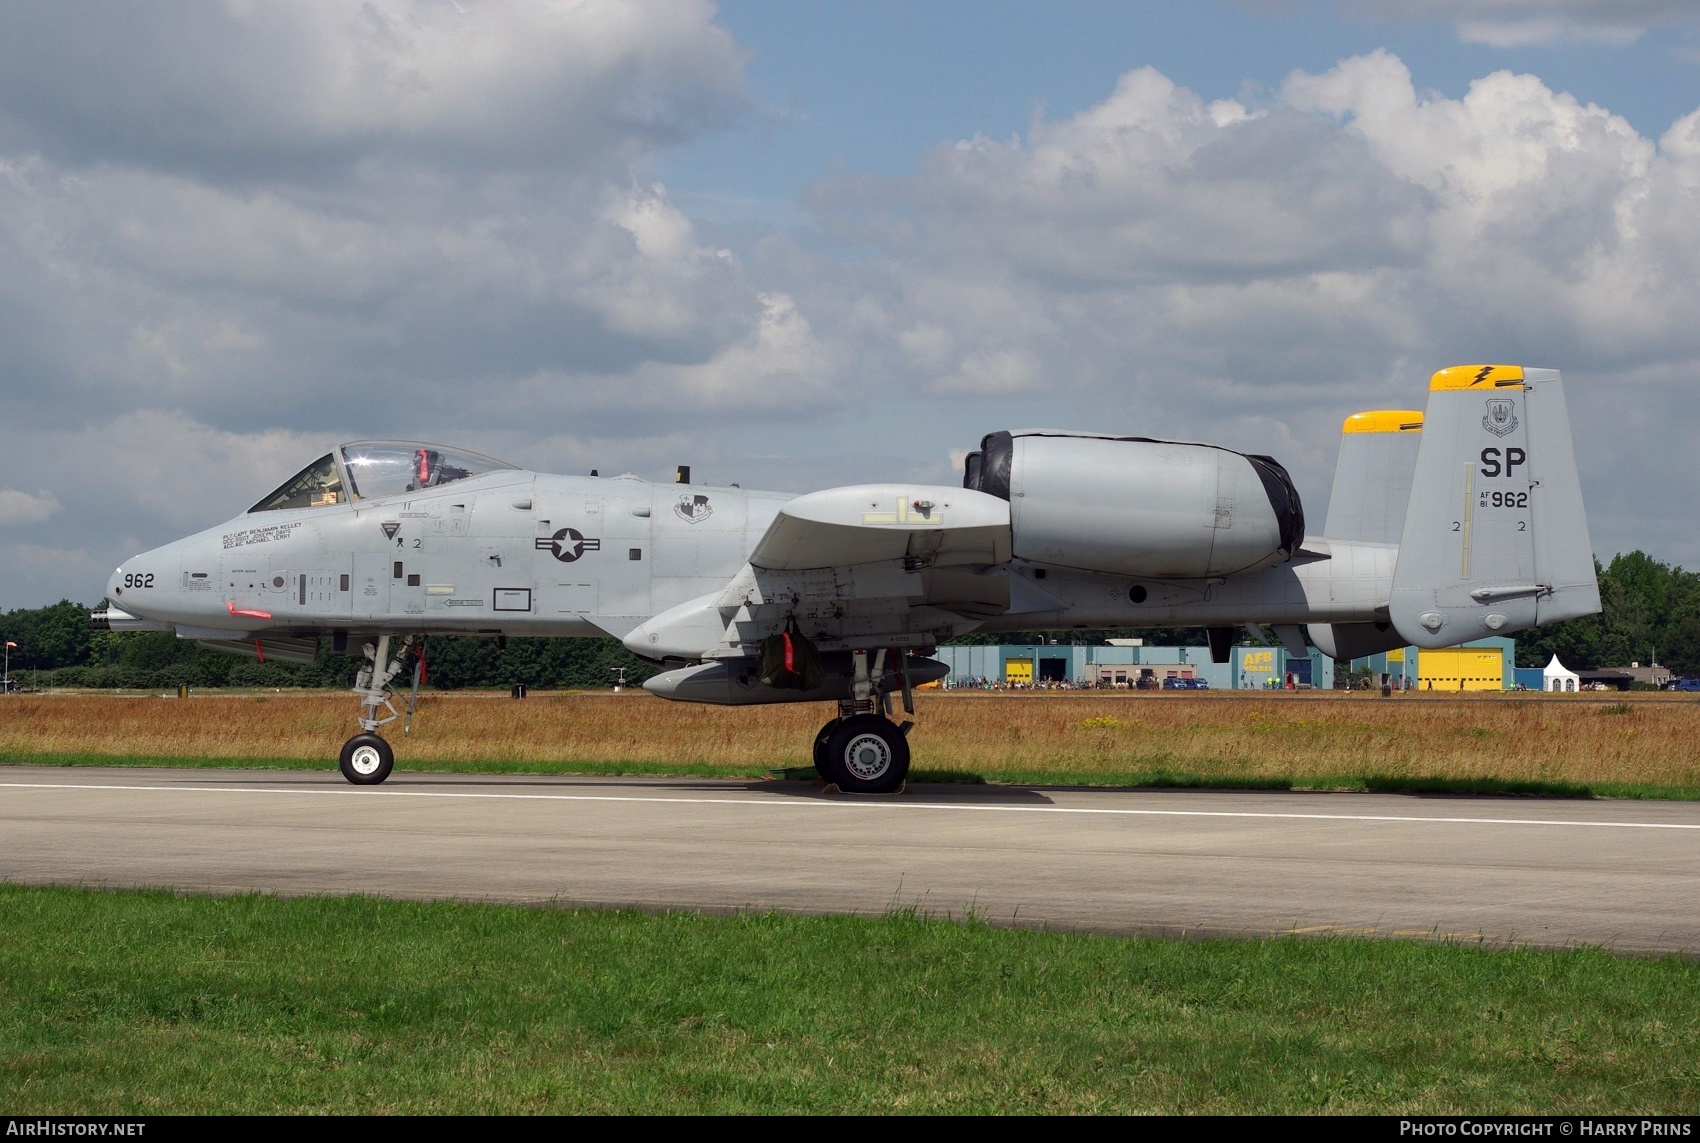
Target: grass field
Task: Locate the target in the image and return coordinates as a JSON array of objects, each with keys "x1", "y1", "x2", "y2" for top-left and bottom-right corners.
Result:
[
  {"x1": 2, "y1": 885, "x2": 1696, "y2": 1114},
  {"x1": 4, "y1": 690, "x2": 1699, "y2": 796}
]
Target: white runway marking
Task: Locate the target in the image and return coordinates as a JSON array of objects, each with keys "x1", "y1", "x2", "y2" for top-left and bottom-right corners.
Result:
[{"x1": 3, "y1": 779, "x2": 1698, "y2": 831}]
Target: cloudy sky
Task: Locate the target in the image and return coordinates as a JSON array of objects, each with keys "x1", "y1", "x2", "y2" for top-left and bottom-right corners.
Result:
[{"x1": 2, "y1": 0, "x2": 1698, "y2": 610}]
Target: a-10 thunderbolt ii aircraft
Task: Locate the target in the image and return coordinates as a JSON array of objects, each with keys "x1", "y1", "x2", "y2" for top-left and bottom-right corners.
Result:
[{"x1": 93, "y1": 364, "x2": 1599, "y2": 792}]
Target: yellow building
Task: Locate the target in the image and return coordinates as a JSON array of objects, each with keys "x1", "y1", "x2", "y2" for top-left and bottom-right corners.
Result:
[{"x1": 1417, "y1": 647, "x2": 1505, "y2": 690}]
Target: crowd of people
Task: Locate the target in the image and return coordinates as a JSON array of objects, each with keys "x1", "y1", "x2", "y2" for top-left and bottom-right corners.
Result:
[
  {"x1": 942, "y1": 676, "x2": 1113, "y2": 691},
  {"x1": 941, "y1": 675, "x2": 1191, "y2": 691}
]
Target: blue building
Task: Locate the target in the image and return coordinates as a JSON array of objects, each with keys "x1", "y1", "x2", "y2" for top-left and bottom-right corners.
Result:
[
  {"x1": 933, "y1": 637, "x2": 1516, "y2": 691},
  {"x1": 932, "y1": 642, "x2": 1334, "y2": 690}
]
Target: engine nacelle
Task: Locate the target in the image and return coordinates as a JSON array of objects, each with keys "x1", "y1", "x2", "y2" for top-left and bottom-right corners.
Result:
[{"x1": 963, "y1": 430, "x2": 1304, "y2": 579}]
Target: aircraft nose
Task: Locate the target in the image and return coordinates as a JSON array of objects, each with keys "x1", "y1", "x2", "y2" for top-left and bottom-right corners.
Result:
[{"x1": 107, "y1": 543, "x2": 171, "y2": 604}]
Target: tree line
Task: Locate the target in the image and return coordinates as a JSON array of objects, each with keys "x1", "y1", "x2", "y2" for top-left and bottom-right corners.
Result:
[
  {"x1": 1514, "y1": 551, "x2": 1700, "y2": 672},
  {"x1": 3, "y1": 550, "x2": 1696, "y2": 690}
]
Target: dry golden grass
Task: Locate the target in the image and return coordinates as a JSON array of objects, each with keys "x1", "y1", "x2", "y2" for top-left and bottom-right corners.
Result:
[{"x1": 4, "y1": 690, "x2": 1699, "y2": 790}]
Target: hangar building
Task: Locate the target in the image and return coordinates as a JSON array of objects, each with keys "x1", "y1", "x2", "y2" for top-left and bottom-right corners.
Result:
[
  {"x1": 1343, "y1": 636, "x2": 1516, "y2": 690},
  {"x1": 936, "y1": 636, "x2": 1517, "y2": 690},
  {"x1": 933, "y1": 642, "x2": 1335, "y2": 690}
]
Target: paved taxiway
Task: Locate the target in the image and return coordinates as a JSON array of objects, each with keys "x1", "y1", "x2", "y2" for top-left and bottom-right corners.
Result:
[{"x1": 3, "y1": 766, "x2": 1697, "y2": 953}]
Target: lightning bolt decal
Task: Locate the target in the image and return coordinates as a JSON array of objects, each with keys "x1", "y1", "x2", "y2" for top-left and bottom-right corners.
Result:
[{"x1": 1472, "y1": 366, "x2": 1493, "y2": 387}]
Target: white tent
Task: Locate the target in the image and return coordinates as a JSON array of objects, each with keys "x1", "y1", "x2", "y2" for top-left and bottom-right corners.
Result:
[{"x1": 1543, "y1": 654, "x2": 1580, "y2": 693}]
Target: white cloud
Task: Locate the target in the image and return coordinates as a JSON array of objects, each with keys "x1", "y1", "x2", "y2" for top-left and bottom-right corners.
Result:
[
  {"x1": 892, "y1": 65, "x2": 1429, "y2": 289},
  {"x1": 783, "y1": 49, "x2": 1700, "y2": 568},
  {"x1": 0, "y1": 0, "x2": 747, "y2": 173},
  {"x1": 0, "y1": 3, "x2": 781, "y2": 458},
  {"x1": 1357, "y1": 1, "x2": 1698, "y2": 48},
  {"x1": 12, "y1": 412, "x2": 336, "y2": 531},
  {"x1": 502, "y1": 291, "x2": 834, "y2": 418},
  {"x1": 932, "y1": 348, "x2": 1044, "y2": 396},
  {"x1": 1281, "y1": 52, "x2": 1692, "y2": 354},
  {"x1": 1456, "y1": 18, "x2": 1645, "y2": 47},
  {"x1": 0, "y1": 157, "x2": 778, "y2": 443},
  {"x1": 575, "y1": 183, "x2": 749, "y2": 340},
  {"x1": 0, "y1": 488, "x2": 61, "y2": 525}
]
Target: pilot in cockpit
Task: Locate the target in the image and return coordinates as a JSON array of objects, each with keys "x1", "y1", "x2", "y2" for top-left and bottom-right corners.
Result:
[
  {"x1": 248, "y1": 442, "x2": 516, "y2": 514},
  {"x1": 410, "y1": 448, "x2": 473, "y2": 491}
]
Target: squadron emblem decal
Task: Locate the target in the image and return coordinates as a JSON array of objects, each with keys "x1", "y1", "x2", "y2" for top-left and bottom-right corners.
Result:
[
  {"x1": 1482, "y1": 398, "x2": 1519, "y2": 438},
  {"x1": 675, "y1": 493, "x2": 713, "y2": 523},
  {"x1": 536, "y1": 528, "x2": 601, "y2": 562}
]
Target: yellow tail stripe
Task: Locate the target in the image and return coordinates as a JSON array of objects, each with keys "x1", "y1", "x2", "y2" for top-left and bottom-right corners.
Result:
[
  {"x1": 1341, "y1": 410, "x2": 1424, "y2": 434},
  {"x1": 1430, "y1": 364, "x2": 1525, "y2": 391}
]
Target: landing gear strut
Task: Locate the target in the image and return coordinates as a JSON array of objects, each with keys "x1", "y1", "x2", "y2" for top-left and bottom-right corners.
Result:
[
  {"x1": 812, "y1": 648, "x2": 914, "y2": 794},
  {"x1": 338, "y1": 634, "x2": 420, "y2": 785}
]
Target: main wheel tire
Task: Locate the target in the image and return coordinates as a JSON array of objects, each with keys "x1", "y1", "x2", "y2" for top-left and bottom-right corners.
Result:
[
  {"x1": 339, "y1": 733, "x2": 394, "y2": 785},
  {"x1": 819, "y1": 714, "x2": 910, "y2": 794},
  {"x1": 811, "y1": 718, "x2": 837, "y2": 774}
]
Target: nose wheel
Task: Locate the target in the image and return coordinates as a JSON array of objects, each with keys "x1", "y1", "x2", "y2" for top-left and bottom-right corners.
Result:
[{"x1": 339, "y1": 733, "x2": 394, "y2": 785}]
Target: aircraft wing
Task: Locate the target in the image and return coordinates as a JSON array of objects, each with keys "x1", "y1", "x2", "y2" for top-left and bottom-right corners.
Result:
[
  {"x1": 626, "y1": 484, "x2": 1015, "y2": 659},
  {"x1": 747, "y1": 484, "x2": 1011, "y2": 571}
]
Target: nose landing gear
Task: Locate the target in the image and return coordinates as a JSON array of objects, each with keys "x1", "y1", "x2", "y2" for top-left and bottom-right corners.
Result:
[{"x1": 338, "y1": 633, "x2": 419, "y2": 785}]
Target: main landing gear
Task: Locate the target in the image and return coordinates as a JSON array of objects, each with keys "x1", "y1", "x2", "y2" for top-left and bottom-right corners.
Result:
[
  {"x1": 811, "y1": 648, "x2": 915, "y2": 794},
  {"x1": 338, "y1": 634, "x2": 421, "y2": 785}
]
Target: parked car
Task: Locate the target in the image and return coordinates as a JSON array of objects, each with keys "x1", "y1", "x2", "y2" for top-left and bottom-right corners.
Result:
[
  {"x1": 1666, "y1": 677, "x2": 1700, "y2": 692},
  {"x1": 1161, "y1": 677, "x2": 1210, "y2": 690}
]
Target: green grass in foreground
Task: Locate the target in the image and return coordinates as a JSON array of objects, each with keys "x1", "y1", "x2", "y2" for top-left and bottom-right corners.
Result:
[
  {"x1": 1, "y1": 886, "x2": 1697, "y2": 1114},
  {"x1": 6, "y1": 750, "x2": 1700, "y2": 801}
]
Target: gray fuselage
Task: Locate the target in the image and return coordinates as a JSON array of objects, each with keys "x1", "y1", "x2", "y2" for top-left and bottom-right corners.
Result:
[{"x1": 106, "y1": 469, "x2": 1393, "y2": 653}]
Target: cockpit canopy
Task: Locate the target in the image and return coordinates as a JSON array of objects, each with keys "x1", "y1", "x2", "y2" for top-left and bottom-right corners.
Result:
[{"x1": 249, "y1": 442, "x2": 519, "y2": 513}]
